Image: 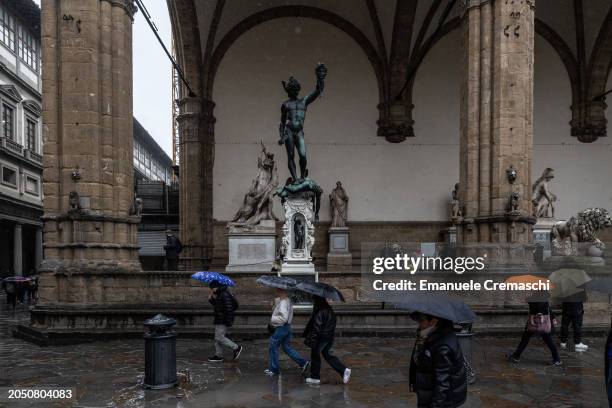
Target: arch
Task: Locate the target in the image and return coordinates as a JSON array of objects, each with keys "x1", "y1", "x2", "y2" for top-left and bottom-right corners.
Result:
[
  {"x1": 587, "y1": 5, "x2": 612, "y2": 98},
  {"x1": 167, "y1": 0, "x2": 203, "y2": 97},
  {"x1": 534, "y1": 18, "x2": 579, "y2": 105},
  {"x1": 207, "y1": 6, "x2": 385, "y2": 102}
]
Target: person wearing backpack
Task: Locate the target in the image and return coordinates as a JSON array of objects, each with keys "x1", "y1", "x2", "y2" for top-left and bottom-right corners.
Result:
[
  {"x1": 506, "y1": 293, "x2": 561, "y2": 365},
  {"x1": 409, "y1": 313, "x2": 467, "y2": 408},
  {"x1": 208, "y1": 280, "x2": 242, "y2": 362}
]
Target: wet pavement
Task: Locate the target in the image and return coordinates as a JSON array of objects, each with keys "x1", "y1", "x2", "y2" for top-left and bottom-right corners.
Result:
[{"x1": 0, "y1": 305, "x2": 609, "y2": 408}]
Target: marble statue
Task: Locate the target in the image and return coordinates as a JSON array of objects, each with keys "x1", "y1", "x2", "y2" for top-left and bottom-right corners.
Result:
[
  {"x1": 329, "y1": 181, "x2": 349, "y2": 228},
  {"x1": 278, "y1": 63, "x2": 327, "y2": 182},
  {"x1": 532, "y1": 168, "x2": 556, "y2": 218},
  {"x1": 552, "y1": 208, "x2": 612, "y2": 255},
  {"x1": 508, "y1": 191, "x2": 520, "y2": 214},
  {"x1": 230, "y1": 142, "x2": 278, "y2": 225},
  {"x1": 450, "y1": 183, "x2": 462, "y2": 223}
]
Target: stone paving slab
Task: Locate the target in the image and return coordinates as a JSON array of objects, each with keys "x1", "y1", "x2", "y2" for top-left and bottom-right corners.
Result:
[{"x1": 0, "y1": 308, "x2": 609, "y2": 408}]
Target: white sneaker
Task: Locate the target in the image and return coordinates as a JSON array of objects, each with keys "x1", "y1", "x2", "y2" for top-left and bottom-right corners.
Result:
[
  {"x1": 305, "y1": 378, "x2": 320, "y2": 385},
  {"x1": 343, "y1": 368, "x2": 351, "y2": 384},
  {"x1": 560, "y1": 343, "x2": 567, "y2": 350},
  {"x1": 264, "y1": 369, "x2": 277, "y2": 377},
  {"x1": 575, "y1": 343, "x2": 589, "y2": 351}
]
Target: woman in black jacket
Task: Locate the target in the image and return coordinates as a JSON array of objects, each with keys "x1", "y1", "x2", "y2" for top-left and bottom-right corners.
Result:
[
  {"x1": 207, "y1": 280, "x2": 242, "y2": 362},
  {"x1": 507, "y1": 294, "x2": 561, "y2": 365},
  {"x1": 303, "y1": 296, "x2": 351, "y2": 385},
  {"x1": 409, "y1": 314, "x2": 467, "y2": 408}
]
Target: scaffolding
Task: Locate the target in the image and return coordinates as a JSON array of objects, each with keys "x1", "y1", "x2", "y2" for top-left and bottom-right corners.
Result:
[{"x1": 171, "y1": 40, "x2": 180, "y2": 171}]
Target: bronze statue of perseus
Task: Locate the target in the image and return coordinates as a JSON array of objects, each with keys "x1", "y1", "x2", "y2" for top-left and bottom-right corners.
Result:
[{"x1": 279, "y1": 63, "x2": 327, "y2": 182}]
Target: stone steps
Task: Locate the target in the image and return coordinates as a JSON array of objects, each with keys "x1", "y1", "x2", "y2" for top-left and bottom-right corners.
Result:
[{"x1": 13, "y1": 303, "x2": 611, "y2": 346}]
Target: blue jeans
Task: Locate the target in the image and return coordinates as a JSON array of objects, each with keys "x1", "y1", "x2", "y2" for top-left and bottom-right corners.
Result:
[{"x1": 269, "y1": 324, "x2": 307, "y2": 373}]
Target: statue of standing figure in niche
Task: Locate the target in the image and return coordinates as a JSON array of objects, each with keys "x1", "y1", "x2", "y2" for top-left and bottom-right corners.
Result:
[
  {"x1": 330, "y1": 181, "x2": 349, "y2": 228},
  {"x1": 230, "y1": 142, "x2": 278, "y2": 226},
  {"x1": 294, "y1": 217, "x2": 305, "y2": 249},
  {"x1": 278, "y1": 63, "x2": 327, "y2": 182},
  {"x1": 450, "y1": 183, "x2": 462, "y2": 224},
  {"x1": 532, "y1": 168, "x2": 556, "y2": 218}
]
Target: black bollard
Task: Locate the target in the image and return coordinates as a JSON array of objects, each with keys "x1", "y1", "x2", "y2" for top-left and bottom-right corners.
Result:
[{"x1": 143, "y1": 314, "x2": 177, "y2": 389}]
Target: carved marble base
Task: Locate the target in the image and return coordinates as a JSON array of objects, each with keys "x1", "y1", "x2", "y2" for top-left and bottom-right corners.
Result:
[
  {"x1": 226, "y1": 220, "x2": 276, "y2": 272},
  {"x1": 280, "y1": 197, "x2": 315, "y2": 275},
  {"x1": 533, "y1": 218, "x2": 556, "y2": 258}
]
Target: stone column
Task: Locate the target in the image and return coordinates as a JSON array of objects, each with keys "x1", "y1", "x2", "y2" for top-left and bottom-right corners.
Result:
[
  {"x1": 35, "y1": 227, "x2": 43, "y2": 272},
  {"x1": 459, "y1": 0, "x2": 536, "y2": 244},
  {"x1": 177, "y1": 97, "x2": 214, "y2": 270},
  {"x1": 40, "y1": 0, "x2": 140, "y2": 277},
  {"x1": 13, "y1": 224, "x2": 22, "y2": 276}
]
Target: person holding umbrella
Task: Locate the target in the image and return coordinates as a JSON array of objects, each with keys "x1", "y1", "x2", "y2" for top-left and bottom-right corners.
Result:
[
  {"x1": 294, "y1": 281, "x2": 350, "y2": 385},
  {"x1": 506, "y1": 290, "x2": 561, "y2": 366},
  {"x1": 207, "y1": 279, "x2": 242, "y2": 362},
  {"x1": 303, "y1": 295, "x2": 351, "y2": 385},
  {"x1": 396, "y1": 294, "x2": 472, "y2": 408},
  {"x1": 266, "y1": 289, "x2": 310, "y2": 376}
]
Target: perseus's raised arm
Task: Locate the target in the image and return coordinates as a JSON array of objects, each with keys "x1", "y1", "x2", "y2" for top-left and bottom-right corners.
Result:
[{"x1": 305, "y1": 63, "x2": 327, "y2": 105}]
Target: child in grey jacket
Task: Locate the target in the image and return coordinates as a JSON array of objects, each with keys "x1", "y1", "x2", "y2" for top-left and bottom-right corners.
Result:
[{"x1": 265, "y1": 288, "x2": 310, "y2": 376}]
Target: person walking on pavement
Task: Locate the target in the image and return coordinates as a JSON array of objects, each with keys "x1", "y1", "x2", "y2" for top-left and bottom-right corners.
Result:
[
  {"x1": 303, "y1": 295, "x2": 351, "y2": 385},
  {"x1": 409, "y1": 313, "x2": 467, "y2": 408},
  {"x1": 507, "y1": 292, "x2": 561, "y2": 365},
  {"x1": 264, "y1": 288, "x2": 310, "y2": 376},
  {"x1": 4, "y1": 280, "x2": 16, "y2": 310},
  {"x1": 163, "y1": 230, "x2": 182, "y2": 271},
  {"x1": 559, "y1": 290, "x2": 588, "y2": 352},
  {"x1": 207, "y1": 280, "x2": 243, "y2": 362}
]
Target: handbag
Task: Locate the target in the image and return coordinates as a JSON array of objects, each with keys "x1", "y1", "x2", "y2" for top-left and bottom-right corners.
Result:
[{"x1": 527, "y1": 305, "x2": 552, "y2": 334}]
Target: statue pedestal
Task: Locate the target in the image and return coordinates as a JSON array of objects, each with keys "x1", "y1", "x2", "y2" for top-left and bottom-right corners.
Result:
[
  {"x1": 226, "y1": 220, "x2": 276, "y2": 272},
  {"x1": 327, "y1": 227, "x2": 351, "y2": 272},
  {"x1": 533, "y1": 218, "x2": 557, "y2": 258},
  {"x1": 280, "y1": 197, "x2": 316, "y2": 275}
]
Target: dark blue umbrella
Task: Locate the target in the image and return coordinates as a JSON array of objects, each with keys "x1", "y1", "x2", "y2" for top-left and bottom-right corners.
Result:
[
  {"x1": 394, "y1": 293, "x2": 477, "y2": 323},
  {"x1": 257, "y1": 275, "x2": 297, "y2": 290},
  {"x1": 295, "y1": 281, "x2": 345, "y2": 302},
  {"x1": 191, "y1": 271, "x2": 235, "y2": 287}
]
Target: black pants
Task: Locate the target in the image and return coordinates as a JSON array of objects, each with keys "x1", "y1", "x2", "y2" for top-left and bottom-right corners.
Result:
[
  {"x1": 310, "y1": 339, "x2": 346, "y2": 380},
  {"x1": 6, "y1": 293, "x2": 16, "y2": 310},
  {"x1": 166, "y1": 257, "x2": 178, "y2": 271},
  {"x1": 513, "y1": 329, "x2": 560, "y2": 362},
  {"x1": 560, "y1": 312, "x2": 584, "y2": 344}
]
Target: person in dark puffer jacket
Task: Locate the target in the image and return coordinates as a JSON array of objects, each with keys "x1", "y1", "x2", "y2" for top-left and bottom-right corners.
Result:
[
  {"x1": 207, "y1": 280, "x2": 242, "y2": 362},
  {"x1": 409, "y1": 314, "x2": 467, "y2": 408},
  {"x1": 303, "y1": 296, "x2": 351, "y2": 385}
]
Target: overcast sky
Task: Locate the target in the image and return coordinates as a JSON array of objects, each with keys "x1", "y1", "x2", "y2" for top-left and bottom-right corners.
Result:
[{"x1": 33, "y1": 0, "x2": 173, "y2": 157}]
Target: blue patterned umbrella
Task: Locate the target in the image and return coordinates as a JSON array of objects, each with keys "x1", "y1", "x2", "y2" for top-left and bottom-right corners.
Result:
[{"x1": 191, "y1": 271, "x2": 235, "y2": 287}]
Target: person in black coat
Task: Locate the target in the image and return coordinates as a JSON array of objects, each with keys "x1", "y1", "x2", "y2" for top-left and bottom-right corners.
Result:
[
  {"x1": 409, "y1": 314, "x2": 467, "y2": 408},
  {"x1": 507, "y1": 293, "x2": 561, "y2": 365},
  {"x1": 559, "y1": 290, "x2": 588, "y2": 351},
  {"x1": 303, "y1": 296, "x2": 351, "y2": 385},
  {"x1": 207, "y1": 280, "x2": 242, "y2": 362},
  {"x1": 163, "y1": 230, "x2": 182, "y2": 271}
]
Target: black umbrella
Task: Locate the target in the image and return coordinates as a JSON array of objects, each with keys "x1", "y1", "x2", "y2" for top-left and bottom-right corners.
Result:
[
  {"x1": 256, "y1": 275, "x2": 297, "y2": 290},
  {"x1": 579, "y1": 277, "x2": 612, "y2": 294},
  {"x1": 295, "y1": 281, "x2": 345, "y2": 302},
  {"x1": 394, "y1": 293, "x2": 477, "y2": 323}
]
